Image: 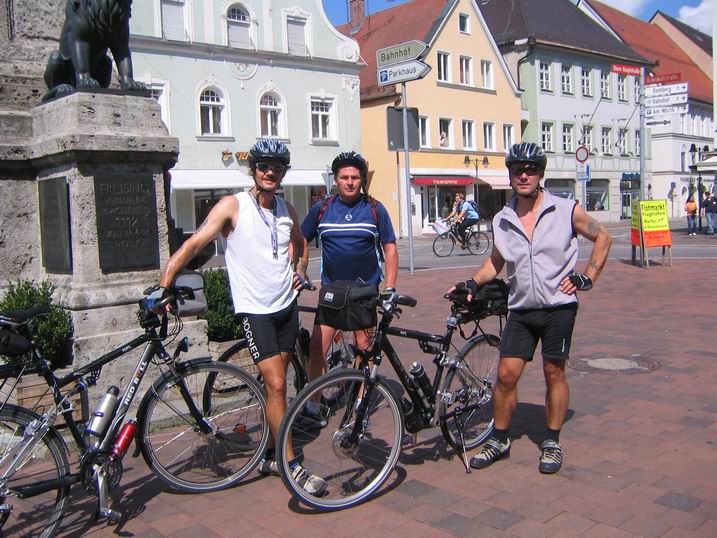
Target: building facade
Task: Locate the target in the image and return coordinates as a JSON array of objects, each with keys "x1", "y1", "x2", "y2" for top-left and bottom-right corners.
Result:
[{"x1": 129, "y1": 0, "x2": 363, "y2": 243}]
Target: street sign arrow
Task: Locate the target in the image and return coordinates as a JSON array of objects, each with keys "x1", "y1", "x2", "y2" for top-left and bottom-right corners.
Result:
[
  {"x1": 377, "y1": 60, "x2": 431, "y2": 86},
  {"x1": 376, "y1": 40, "x2": 428, "y2": 68}
]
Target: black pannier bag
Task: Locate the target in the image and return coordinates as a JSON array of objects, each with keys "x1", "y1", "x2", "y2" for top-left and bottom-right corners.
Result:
[
  {"x1": 318, "y1": 280, "x2": 379, "y2": 331},
  {"x1": 0, "y1": 329, "x2": 31, "y2": 358},
  {"x1": 469, "y1": 279, "x2": 509, "y2": 318},
  {"x1": 172, "y1": 270, "x2": 208, "y2": 317}
]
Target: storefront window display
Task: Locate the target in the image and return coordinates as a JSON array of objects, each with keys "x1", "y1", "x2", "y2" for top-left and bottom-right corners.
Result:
[
  {"x1": 586, "y1": 179, "x2": 609, "y2": 211},
  {"x1": 544, "y1": 179, "x2": 575, "y2": 200},
  {"x1": 426, "y1": 186, "x2": 464, "y2": 222}
]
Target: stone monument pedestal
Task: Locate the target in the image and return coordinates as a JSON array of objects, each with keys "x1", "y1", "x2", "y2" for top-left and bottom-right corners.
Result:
[{"x1": 0, "y1": 92, "x2": 208, "y2": 384}]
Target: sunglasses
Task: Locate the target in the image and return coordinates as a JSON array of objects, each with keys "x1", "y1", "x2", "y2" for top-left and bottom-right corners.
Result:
[
  {"x1": 256, "y1": 162, "x2": 287, "y2": 174},
  {"x1": 510, "y1": 165, "x2": 540, "y2": 177}
]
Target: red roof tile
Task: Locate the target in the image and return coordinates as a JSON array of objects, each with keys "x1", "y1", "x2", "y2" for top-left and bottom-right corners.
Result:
[
  {"x1": 589, "y1": 0, "x2": 712, "y2": 104},
  {"x1": 337, "y1": 0, "x2": 449, "y2": 100}
]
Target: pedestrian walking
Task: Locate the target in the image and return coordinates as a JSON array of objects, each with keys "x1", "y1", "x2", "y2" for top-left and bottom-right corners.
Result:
[{"x1": 701, "y1": 192, "x2": 715, "y2": 235}]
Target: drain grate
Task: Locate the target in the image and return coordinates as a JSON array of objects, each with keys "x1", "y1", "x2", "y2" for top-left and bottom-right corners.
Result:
[{"x1": 568, "y1": 353, "x2": 659, "y2": 375}]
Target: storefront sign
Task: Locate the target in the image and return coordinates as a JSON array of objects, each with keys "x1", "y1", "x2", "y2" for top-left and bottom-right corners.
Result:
[
  {"x1": 413, "y1": 176, "x2": 474, "y2": 186},
  {"x1": 631, "y1": 199, "x2": 672, "y2": 248}
]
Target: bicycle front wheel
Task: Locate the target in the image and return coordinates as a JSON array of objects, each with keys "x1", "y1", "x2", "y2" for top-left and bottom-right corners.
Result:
[
  {"x1": 0, "y1": 404, "x2": 71, "y2": 538},
  {"x1": 440, "y1": 334, "x2": 500, "y2": 450},
  {"x1": 138, "y1": 360, "x2": 269, "y2": 493},
  {"x1": 277, "y1": 369, "x2": 403, "y2": 511},
  {"x1": 322, "y1": 330, "x2": 357, "y2": 408},
  {"x1": 432, "y1": 233, "x2": 455, "y2": 257},
  {"x1": 467, "y1": 231, "x2": 490, "y2": 255}
]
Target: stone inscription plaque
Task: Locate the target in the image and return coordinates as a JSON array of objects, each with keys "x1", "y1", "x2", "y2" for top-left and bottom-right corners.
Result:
[
  {"x1": 94, "y1": 174, "x2": 160, "y2": 272},
  {"x1": 39, "y1": 177, "x2": 72, "y2": 273}
]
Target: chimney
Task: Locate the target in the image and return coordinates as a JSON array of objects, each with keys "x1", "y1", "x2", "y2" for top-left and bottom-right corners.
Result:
[{"x1": 349, "y1": 0, "x2": 366, "y2": 33}]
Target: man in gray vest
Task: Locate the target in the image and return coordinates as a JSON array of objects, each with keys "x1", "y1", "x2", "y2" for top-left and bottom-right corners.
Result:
[{"x1": 449, "y1": 142, "x2": 612, "y2": 474}]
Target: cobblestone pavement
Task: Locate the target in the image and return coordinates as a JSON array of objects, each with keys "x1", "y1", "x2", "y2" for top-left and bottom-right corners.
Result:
[{"x1": 56, "y1": 259, "x2": 717, "y2": 537}]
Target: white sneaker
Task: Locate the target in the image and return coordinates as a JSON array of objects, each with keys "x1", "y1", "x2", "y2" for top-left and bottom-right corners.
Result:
[{"x1": 291, "y1": 464, "x2": 327, "y2": 496}]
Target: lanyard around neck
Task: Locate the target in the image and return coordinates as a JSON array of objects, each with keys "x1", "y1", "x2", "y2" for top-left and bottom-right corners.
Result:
[{"x1": 250, "y1": 190, "x2": 278, "y2": 259}]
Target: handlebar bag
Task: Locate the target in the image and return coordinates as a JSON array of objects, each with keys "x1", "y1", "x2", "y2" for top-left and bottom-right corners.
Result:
[
  {"x1": 172, "y1": 270, "x2": 208, "y2": 317},
  {"x1": 318, "y1": 280, "x2": 378, "y2": 331},
  {"x1": 0, "y1": 329, "x2": 31, "y2": 358}
]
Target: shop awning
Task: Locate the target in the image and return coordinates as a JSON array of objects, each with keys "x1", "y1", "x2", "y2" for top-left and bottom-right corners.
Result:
[
  {"x1": 696, "y1": 156, "x2": 717, "y2": 172},
  {"x1": 477, "y1": 177, "x2": 512, "y2": 190},
  {"x1": 413, "y1": 176, "x2": 474, "y2": 186},
  {"x1": 168, "y1": 169, "x2": 252, "y2": 190},
  {"x1": 283, "y1": 169, "x2": 328, "y2": 187}
]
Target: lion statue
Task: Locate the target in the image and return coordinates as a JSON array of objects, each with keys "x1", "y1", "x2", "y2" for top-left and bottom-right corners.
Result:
[{"x1": 43, "y1": 0, "x2": 145, "y2": 100}]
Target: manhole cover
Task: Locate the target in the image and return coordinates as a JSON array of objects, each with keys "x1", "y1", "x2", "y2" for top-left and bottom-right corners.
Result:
[{"x1": 568, "y1": 353, "x2": 659, "y2": 375}]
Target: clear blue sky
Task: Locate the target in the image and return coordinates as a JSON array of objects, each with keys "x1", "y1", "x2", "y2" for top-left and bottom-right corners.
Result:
[{"x1": 322, "y1": 0, "x2": 711, "y2": 34}]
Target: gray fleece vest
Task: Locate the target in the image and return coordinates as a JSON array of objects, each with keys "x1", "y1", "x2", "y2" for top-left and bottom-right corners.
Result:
[{"x1": 492, "y1": 189, "x2": 578, "y2": 310}]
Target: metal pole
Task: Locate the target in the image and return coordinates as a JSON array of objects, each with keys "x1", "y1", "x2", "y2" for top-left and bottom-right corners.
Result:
[
  {"x1": 401, "y1": 81, "x2": 415, "y2": 274},
  {"x1": 639, "y1": 67, "x2": 646, "y2": 201}
]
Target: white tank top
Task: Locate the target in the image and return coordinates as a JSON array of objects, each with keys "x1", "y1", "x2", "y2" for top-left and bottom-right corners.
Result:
[{"x1": 225, "y1": 191, "x2": 297, "y2": 314}]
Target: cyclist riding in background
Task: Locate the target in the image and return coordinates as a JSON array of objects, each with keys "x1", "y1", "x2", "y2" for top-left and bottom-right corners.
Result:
[
  {"x1": 445, "y1": 193, "x2": 480, "y2": 247},
  {"x1": 448, "y1": 142, "x2": 612, "y2": 475},
  {"x1": 156, "y1": 138, "x2": 326, "y2": 495},
  {"x1": 300, "y1": 151, "x2": 398, "y2": 424}
]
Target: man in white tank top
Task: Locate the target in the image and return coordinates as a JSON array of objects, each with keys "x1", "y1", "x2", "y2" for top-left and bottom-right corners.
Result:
[{"x1": 158, "y1": 139, "x2": 326, "y2": 495}]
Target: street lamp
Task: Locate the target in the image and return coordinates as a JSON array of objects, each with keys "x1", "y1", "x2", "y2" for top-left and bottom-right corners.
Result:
[
  {"x1": 690, "y1": 144, "x2": 703, "y2": 231},
  {"x1": 464, "y1": 155, "x2": 488, "y2": 211}
]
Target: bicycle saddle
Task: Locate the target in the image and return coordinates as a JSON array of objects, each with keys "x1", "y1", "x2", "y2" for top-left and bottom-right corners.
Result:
[{"x1": 0, "y1": 305, "x2": 52, "y2": 325}]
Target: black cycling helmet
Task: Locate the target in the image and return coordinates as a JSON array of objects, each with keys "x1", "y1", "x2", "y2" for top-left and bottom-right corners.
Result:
[
  {"x1": 331, "y1": 151, "x2": 368, "y2": 180},
  {"x1": 248, "y1": 138, "x2": 291, "y2": 166},
  {"x1": 505, "y1": 142, "x2": 547, "y2": 171}
]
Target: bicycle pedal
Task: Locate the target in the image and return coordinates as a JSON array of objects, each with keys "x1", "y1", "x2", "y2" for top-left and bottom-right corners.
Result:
[{"x1": 98, "y1": 508, "x2": 123, "y2": 523}]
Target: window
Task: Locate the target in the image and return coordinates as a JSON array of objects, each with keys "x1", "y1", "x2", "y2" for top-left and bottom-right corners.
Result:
[
  {"x1": 439, "y1": 118, "x2": 452, "y2": 148},
  {"x1": 582, "y1": 125, "x2": 593, "y2": 151},
  {"x1": 147, "y1": 83, "x2": 170, "y2": 131},
  {"x1": 541, "y1": 122, "x2": 553, "y2": 152},
  {"x1": 634, "y1": 78, "x2": 640, "y2": 102},
  {"x1": 459, "y1": 13, "x2": 470, "y2": 33},
  {"x1": 561, "y1": 65, "x2": 573, "y2": 95},
  {"x1": 227, "y1": 4, "x2": 251, "y2": 48},
  {"x1": 586, "y1": 179, "x2": 609, "y2": 211},
  {"x1": 601, "y1": 127, "x2": 611, "y2": 154},
  {"x1": 503, "y1": 124, "x2": 514, "y2": 150},
  {"x1": 161, "y1": 0, "x2": 186, "y2": 41},
  {"x1": 459, "y1": 56, "x2": 472, "y2": 85},
  {"x1": 437, "y1": 52, "x2": 450, "y2": 82},
  {"x1": 617, "y1": 74, "x2": 627, "y2": 102},
  {"x1": 562, "y1": 124, "x2": 574, "y2": 152},
  {"x1": 617, "y1": 128, "x2": 628, "y2": 154},
  {"x1": 539, "y1": 61, "x2": 552, "y2": 91},
  {"x1": 634, "y1": 130, "x2": 641, "y2": 156},
  {"x1": 287, "y1": 18, "x2": 307, "y2": 56},
  {"x1": 600, "y1": 71, "x2": 611, "y2": 99},
  {"x1": 260, "y1": 93, "x2": 282, "y2": 137},
  {"x1": 581, "y1": 68, "x2": 592, "y2": 97},
  {"x1": 545, "y1": 179, "x2": 575, "y2": 200},
  {"x1": 462, "y1": 120, "x2": 474, "y2": 149},
  {"x1": 419, "y1": 116, "x2": 430, "y2": 148},
  {"x1": 483, "y1": 122, "x2": 495, "y2": 150},
  {"x1": 310, "y1": 97, "x2": 333, "y2": 140},
  {"x1": 199, "y1": 88, "x2": 224, "y2": 135},
  {"x1": 480, "y1": 60, "x2": 494, "y2": 89}
]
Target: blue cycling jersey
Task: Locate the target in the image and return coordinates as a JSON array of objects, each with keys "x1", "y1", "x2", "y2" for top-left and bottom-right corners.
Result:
[
  {"x1": 461, "y1": 201, "x2": 480, "y2": 220},
  {"x1": 301, "y1": 196, "x2": 396, "y2": 285}
]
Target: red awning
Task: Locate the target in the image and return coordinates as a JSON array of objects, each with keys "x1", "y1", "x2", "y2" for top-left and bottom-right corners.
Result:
[{"x1": 413, "y1": 176, "x2": 474, "y2": 186}]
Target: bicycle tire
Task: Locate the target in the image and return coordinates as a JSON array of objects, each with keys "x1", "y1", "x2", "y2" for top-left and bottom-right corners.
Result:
[
  {"x1": 137, "y1": 360, "x2": 269, "y2": 493},
  {"x1": 467, "y1": 231, "x2": 490, "y2": 256},
  {"x1": 217, "y1": 338, "x2": 306, "y2": 402},
  {"x1": 432, "y1": 232, "x2": 455, "y2": 257},
  {"x1": 439, "y1": 334, "x2": 500, "y2": 450},
  {"x1": 0, "y1": 404, "x2": 71, "y2": 538},
  {"x1": 276, "y1": 368, "x2": 403, "y2": 511}
]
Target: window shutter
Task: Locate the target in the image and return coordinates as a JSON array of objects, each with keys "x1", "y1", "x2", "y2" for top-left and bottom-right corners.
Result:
[
  {"x1": 228, "y1": 22, "x2": 251, "y2": 48},
  {"x1": 287, "y1": 19, "x2": 306, "y2": 56},
  {"x1": 161, "y1": 0, "x2": 185, "y2": 41}
]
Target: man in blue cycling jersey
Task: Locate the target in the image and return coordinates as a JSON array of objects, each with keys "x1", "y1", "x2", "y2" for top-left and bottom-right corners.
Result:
[
  {"x1": 300, "y1": 151, "x2": 398, "y2": 423},
  {"x1": 453, "y1": 193, "x2": 480, "y2": 247}
]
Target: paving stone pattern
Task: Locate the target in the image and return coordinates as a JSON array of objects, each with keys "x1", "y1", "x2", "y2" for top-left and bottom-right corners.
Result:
[{"x1": 56, "y1": 260, "x2": 717, "y2": 537}]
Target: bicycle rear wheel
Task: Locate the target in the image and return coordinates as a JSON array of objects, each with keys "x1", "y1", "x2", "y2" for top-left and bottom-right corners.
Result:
[
  {"x1": 432, "y1": 233, "x2": 455, "y2": 257},
  {"x1": 467, "y1": 231, "x2": 490, "y2": 255},
  {"x1": 0, "y1": 404, "x2": 71, "y2": 538},
  {"x1": 440, "y1": 334, "x2": 499, "y2": 450},
  {"x1": 138, "y1": 360, "x2": 268, "y2": 493},
  {"x1": 277, "y1": 369, "x2": 403, "y2": 510}
]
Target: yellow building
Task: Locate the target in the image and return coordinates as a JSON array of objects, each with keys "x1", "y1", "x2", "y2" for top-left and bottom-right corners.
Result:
[{"x1": 341, "y1": 0, "x2": 522, "y2": 236}]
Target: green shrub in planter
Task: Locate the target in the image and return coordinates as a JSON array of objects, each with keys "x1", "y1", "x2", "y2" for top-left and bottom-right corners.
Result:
[
  {"x1": 0, "y1": 280, "x2": 73, "y2": 369},
  {"x1": 199, "y1": 268, "x2": 240, "y2": 342}
]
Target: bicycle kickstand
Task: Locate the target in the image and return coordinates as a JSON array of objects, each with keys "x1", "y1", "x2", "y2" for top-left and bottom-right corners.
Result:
[
  {"x1": 455, "y1": 416, "x2": 471, "y2": 475},
  {"x1": 94, "y1": 463, "x2": 122, "y2": 523}
]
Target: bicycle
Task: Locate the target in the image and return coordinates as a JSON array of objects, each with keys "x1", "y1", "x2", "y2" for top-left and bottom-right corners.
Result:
[
  {"x1": 275, "y1": 287, "x2": 505, "y2": 510},
  {"x1": 0, "y1": 287, "x2": 268, "y2": 537},
  {"x1": 432, "y1": 220, "x2": 491, "y2": 257}
]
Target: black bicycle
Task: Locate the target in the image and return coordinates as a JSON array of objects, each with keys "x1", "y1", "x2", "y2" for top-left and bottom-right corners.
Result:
[
  {"x1": 433, "y1": 222, "x2": 491, "y2": 257},
  {"x1": 0, "y1": 288, "x2": 268, "y2": 537},
  {"x1": 275, "y1": 288, "x2": 505, "y2": 510}
]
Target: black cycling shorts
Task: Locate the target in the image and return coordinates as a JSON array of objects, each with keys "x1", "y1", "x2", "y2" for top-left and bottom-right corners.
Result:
[
  {"x1": 237, "y1": 300, "x2": 299, "y2": 363},
  {"x1": 499, "y1": 304, "x2": 578, "y2": 361}
]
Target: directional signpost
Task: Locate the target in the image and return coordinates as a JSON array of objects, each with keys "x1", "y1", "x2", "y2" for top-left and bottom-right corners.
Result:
[
  {"x1": 376, "y1": 41, "x2": 429, "y2": 274},
  {"x1": 644, "y1": 80, "x2": 689, "y2": 118}
]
